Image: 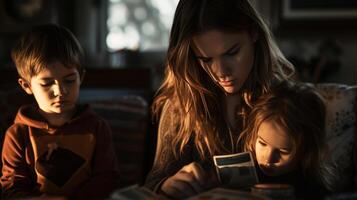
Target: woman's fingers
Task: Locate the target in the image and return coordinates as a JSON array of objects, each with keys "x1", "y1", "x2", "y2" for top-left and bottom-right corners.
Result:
[
  {"x1": 175, "y1": 170, "x2": 203, "y2": 193},
  {"x1": 182, "y1": 162, "x2": 206, "y2": 185},
  {"x1": 160, "y1": 162, "x2": 209, "y2": 199}
]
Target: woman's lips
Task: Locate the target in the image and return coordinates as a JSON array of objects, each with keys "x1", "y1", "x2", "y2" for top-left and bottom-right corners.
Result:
[{"x1": 220, "y1": 79, "x2": 235, "y2": 86}]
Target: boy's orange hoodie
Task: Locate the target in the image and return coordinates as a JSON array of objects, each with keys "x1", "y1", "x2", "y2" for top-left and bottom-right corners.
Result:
[{"x1": 1, "y1": 104, "x2": 120, "y2": 199}]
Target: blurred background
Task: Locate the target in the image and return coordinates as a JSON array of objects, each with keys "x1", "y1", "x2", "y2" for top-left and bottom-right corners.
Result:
[{"x1": 0, "y1": 0, "x2": 356, "y2": 90}]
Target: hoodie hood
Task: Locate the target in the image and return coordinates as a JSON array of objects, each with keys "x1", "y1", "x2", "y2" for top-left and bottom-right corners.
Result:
[{"x1": 14, "y1": 104, "x2": 96, "y2": 132}]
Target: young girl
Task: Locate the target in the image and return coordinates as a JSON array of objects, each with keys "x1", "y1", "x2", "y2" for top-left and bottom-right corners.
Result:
[
  {"x1": 239, "y1": 82, "x2": 332, "y2": 198},
  {"x1": 145, "y1": 0, "x2": 295, "y2": 199}
]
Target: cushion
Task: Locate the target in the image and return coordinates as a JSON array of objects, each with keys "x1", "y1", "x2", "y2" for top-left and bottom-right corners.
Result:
[
  {"x1": 79, "y1": 89, "x2": 149, "y2": 187},
  {"x1": 315, "y1": 83, "x2": 357, "y2": 191}
]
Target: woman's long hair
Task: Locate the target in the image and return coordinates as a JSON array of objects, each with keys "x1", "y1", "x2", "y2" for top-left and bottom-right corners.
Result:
[{"x1": 152, "y1": 0, "x2": 294, "y2": 159}]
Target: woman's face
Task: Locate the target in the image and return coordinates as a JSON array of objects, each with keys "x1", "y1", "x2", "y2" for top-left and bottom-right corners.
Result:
[
  {"x1": 255, "y1": 120, "x2": 298, "y2": 177},
  {"x1": 192, "y1": 30, "x2": 256, "y2": 94}
]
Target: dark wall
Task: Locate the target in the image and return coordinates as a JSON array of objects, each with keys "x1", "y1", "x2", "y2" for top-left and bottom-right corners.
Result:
[
  {"x1": 256, "y1": 0, "x2": 357, "y2": 85},
  {"x1": 0, "y1": 0, "x2": 103, "y2": 70}
]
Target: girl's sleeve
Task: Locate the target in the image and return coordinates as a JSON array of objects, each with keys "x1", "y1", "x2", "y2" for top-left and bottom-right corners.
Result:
[
  {"x1": 73, "y1": 119, "x2": 120, "y2": 200},
  {"x1": 1, "y1": 125, "x2": 41, "y2": 199},
  {"x1": 144, "y1": 101, "x2": 192, "y2": 192}
]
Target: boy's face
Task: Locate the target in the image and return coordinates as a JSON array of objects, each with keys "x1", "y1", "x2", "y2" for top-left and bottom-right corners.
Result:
[
  {"x1": 254, "y1": 120, "x2": 298, "y2": 177},
  {"x1": 19, "y1": 61, "x2": 81, "y2": 115}
]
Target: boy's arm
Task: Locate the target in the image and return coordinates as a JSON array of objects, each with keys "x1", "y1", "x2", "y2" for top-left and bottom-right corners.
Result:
[
  {"x1": 73, "y1": 119, "x2": 120, "y2": 199},
  {"x1": 1, "y1": 126, "x2": 42, "y2": 198}
]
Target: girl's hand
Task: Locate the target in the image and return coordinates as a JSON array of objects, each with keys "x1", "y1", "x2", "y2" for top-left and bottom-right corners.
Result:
[{"x1": 160, "y1": 162, "x2": 218, "y2": 199}]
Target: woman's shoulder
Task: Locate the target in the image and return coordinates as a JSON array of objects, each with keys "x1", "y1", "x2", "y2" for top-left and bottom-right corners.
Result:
[
  {"x1": 161, "y1": 97, "x2": 181, "y2": 116},
  {"x1": 156, "y1": 98, "x2": 183, "y2": 136}
]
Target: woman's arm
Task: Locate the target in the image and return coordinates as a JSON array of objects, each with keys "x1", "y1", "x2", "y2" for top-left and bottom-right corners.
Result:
[
  {"x1": 145, "y1": 102, "x2": 192, "y2": 192},
  {"x1": 144, "y1": 101, "x2": 193, "y2": 192},
  {"x1": 145, "y1": 101, "x2": 219, "y2": 199}
]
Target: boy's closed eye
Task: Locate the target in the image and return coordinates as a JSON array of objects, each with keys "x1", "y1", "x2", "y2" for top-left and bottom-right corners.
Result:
[
  {"x1": 40, "y1": 81, "x2": 54, "y2": 87},
  {"x1": 40, "y1": 80, "x2": 76, "y2": 87},
  {"x1": 64, "y1": 73, "x2": 79, "y2": 83},
  {"x1": 65, "y1": 78, "x2": 76, "y2": 83}
]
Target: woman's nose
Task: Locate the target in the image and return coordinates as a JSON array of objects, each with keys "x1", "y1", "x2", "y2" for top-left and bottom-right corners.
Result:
[{"x1": 213, "y1": 58, "x2": 231, "y2": 77}]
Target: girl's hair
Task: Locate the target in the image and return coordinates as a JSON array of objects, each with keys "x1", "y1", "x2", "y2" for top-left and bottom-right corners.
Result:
[
  {"x1": 238, "y1": 81, "x2": 328, "y2": 187},
  {"x1": 152, "y1": 0, "x2": 294, "y2": 159},
  {"x1": 11, "y1": 23, "x2": 85, "y2": 82}
]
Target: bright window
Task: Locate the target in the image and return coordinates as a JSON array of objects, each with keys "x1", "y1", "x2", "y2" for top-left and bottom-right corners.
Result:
[{"x1": 107, "y1": 0, "x2": 179, "y2": 52}]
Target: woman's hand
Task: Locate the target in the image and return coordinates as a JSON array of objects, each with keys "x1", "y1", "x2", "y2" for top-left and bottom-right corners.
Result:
[{"x1": 160, "y1": 162, "x2": 218, "y2": 199}]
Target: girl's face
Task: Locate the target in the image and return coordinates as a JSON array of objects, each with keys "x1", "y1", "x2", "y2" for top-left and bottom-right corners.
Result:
[
  {"x1": 192, "y1": 29, "x2": 256, "y2": 94},
  {"x1": 255, "y1": 120, "x2": 298, "y2": 177}
]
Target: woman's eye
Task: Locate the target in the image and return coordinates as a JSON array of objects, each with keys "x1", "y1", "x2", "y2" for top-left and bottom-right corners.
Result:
[
  {"x1": 226, "y1": 48, "x2": 240, "y2": 56},
  {"x1": 199, "y1": 57, "x2": 212, "y2": 64}
]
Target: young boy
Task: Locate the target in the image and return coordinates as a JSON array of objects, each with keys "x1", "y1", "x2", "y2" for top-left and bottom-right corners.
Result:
[{"x1": 0, "y1": 24, "x2": 119, "y2": 199}]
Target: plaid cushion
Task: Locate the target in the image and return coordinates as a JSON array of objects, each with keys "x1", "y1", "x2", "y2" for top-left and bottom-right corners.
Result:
[{"x1": 80, "y1": 93, "x2": 149, "y2": 187}]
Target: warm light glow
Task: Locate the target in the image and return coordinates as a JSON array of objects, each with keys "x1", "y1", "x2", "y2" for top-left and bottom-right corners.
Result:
[{"x1": 106, "y1": 26, "x2": 140, "y2": 50}]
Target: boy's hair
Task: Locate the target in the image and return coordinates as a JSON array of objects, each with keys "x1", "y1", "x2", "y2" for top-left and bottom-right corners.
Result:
[
  {"x1": 11, "y1": 23, "x2": 85, "y2": 82},
  {"x1": 238, "y1": 81, "x2": 327, "y2": 186}
]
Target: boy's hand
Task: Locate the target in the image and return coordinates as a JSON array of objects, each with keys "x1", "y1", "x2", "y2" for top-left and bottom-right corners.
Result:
[{"x1": 160, "y1": 162, "x2": 218, "y2": 199}]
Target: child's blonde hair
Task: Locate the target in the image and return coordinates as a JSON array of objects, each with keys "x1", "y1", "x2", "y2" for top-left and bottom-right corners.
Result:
[
  {"x1": 239, "y1": 81, "x2": 332, "y2": 188},
  {"x1": 11, "y1": 24, "x2": 85, "y2": 82}
]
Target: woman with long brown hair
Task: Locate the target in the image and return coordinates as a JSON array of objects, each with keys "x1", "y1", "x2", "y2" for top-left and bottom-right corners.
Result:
[{"x1": 145, "y1": 0, "x2": 294, "y2": 199}]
